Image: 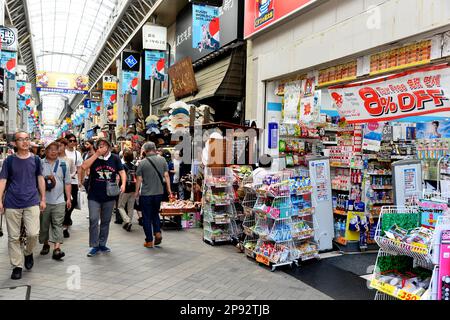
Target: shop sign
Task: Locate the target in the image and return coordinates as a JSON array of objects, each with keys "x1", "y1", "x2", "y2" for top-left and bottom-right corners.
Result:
[
  {"x1": 142, "y1": 24, "x2": 167, "y2": 51},
  {"x1": 36, "y1": 71, "x2": 89, "y2": 94},
  {"x1": 121, "y1": 51, "x2": 140, "y2": 72},
  {"x1": 244, "y1": 0, "x2": 316, "y2": 39},
  {"x1": 175, "y1": 1, "x2": 242, "y2": 63},
  {"x1": 329, "y1": 64, "x2": 450, "y2": 124},
  {"x1": 318, "y1": 61, "x2": 357, "y2": 87},
  {"x1": 370, "y1": 40, "x2": 432, "y2": 75},
  {"x1": 0, "y1": 26, "x2": 18, "y2": 51},
  {"x1": 144, "y1": 50, "x2": 166, "y2": 81},
  {"x1": 90, "y1": 90, "x2": 102, "y2": 102},
  {"x1": 0, "y1": 50, "x2": 16, "y2": 80},
  {"x1": 103, "y1": 75, "x2": 117, "y2": 90},
  {"x1": 168, "y1": 57, "x2": 198, "y2": 99}
]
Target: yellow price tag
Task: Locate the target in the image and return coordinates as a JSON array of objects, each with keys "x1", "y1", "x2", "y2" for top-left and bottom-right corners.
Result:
[
  {"x1": 371, "y1": 279, "x2": 396, "y2": 296},
  {"x1": 411, "y1": 243, "x2": 428, "y2": 254}
]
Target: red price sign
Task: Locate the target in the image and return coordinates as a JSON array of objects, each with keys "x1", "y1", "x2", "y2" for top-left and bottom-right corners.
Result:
[
  {"x1": 398, "y1": 290, "x2": 419, "y2": 300},
  {"x1": 256, "y1": 254, "x2": 271, "y2": 266}
]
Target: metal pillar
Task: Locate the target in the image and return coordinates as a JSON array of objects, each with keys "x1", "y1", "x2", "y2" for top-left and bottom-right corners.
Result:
[{"x1": 116, "y1": 57, "x2": 124, "y2": 135}]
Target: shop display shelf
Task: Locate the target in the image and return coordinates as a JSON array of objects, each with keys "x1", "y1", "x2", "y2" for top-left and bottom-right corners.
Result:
[
  {"x1": 371, "y1": 185, "x2": 393, "y2": 190},
  {"x1": 333, "y1": 209, "x2": 348, "y2": 216},
  {"x1": 374, "y1": 206, "x2": 433, "y2": 269},
  {"x1": 292, "y1": 233, "x2": 315, "y2": 241},
  {"x1": 322, "y1": 141, "x2": 338, "y2": 145},
  {"x1": 372, "y1": 202, "x2": 394, "y2": 206},
  {"x1": 332, "y1": 188, "x2": 350, "y2": 192},
  {"x1": 368, "y1": 172, "x2": 393, "y2": 176}
]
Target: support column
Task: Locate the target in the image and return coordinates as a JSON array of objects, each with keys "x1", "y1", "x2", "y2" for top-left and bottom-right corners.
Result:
[
  {"x1": 7, "y1": 77, "x2": 17, "y2": 135},
  {"x1": 116, "y1": 57, "x2": 125, "y2": 136}
]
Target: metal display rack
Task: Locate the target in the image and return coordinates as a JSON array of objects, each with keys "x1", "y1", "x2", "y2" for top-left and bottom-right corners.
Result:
[
  {"x1": 370, "y1": 203, "x2": 449, "y2": 300},
  {"x1": 202, "y1": 167, "x2": 239, "y2": 245}
]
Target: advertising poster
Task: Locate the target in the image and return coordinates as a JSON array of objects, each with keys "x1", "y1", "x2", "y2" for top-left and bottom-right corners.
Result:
[
  {"x1": 0, "y1": 68, "x2": 4, "y2": 101},
  {"x1": 17, "y1": 81, "x2": 31, "y2": 100},
  {"x1": 283, "y1": 81, "x2": 301, "y2": 124},
  {"x1": 313, "y1": 161, "x2": 329, "y2": 202},
  {"x1": 36, "y1": 71, "x2": 89, "y2": 94},
  {"x1": 329, "y1": 65, "x2": 450, "y2": 123},
  {"x1": 416, "y1": 120, "x2": 450, "y2": 139},
  {"x1": 404, "y1": 168, "x2": 417, "y2": 192},
  {"x1": 192, "y1": 4, "x2": 220, "y2": 52},
  {"x1": 144, "y1": 51, "x2": 166, "y2": 81},
  {"x1": 300, "y1": 95, "x2": 319, "y2": 124},
  {"x1": 103, "y1": 90, "x2": 117, "y2": 123},
  {"x1": 363, "y1": 122, "x2": 384, "y2": 152},
  {"x1": 121, "y1": 71, "x2": 139, "y2": 95},
  {"x1": 0, "y1": 51, "x2": 16, "y2": 80}
]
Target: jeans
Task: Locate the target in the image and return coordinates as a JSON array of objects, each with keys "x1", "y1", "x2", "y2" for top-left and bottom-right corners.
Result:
[
  {"x1": 5, "y1": 206, "x2": 40, "y2": 268},
  {"x1": 64, "y1": 184, "x2": 78, "y2": 226},
  {"x1": 88, "y1": 200, "x2": 115, "y2": 248},
  {"x1": 140, "y1": 195, "x2": 163, "y2": 243}
]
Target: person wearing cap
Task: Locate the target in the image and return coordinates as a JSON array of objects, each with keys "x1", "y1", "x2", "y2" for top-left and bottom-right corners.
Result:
[
  {"x1": 39, "y1": 141, "x2": 72, "y2": 261},
  {"x1": 81, "y1": 138, "x2": 126, "y2": 257}
]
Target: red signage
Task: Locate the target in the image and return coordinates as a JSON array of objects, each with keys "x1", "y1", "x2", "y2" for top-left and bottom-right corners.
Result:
[{"x1": 244, "y1": 0, "x2": 316, "y2": 39}]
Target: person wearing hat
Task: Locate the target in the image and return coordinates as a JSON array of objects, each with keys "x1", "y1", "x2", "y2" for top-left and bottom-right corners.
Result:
[
  {"x1": 39, "y1": 141, "x2": 72, "y2": 261},
  {"x1": 81, "y1": 138, "x2": 126, "y2": 257}
]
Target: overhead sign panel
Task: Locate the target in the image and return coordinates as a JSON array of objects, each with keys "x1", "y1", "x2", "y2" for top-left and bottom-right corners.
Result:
[
  {"x1": 0, "y1": 26, "x2": 18, "y2": 51},
  {"x1": 142, "y1": 24, "x2": 167, "y2": 51},
  {"x1": 36, "y1": 71, "x2": 89, "y2": 94}
]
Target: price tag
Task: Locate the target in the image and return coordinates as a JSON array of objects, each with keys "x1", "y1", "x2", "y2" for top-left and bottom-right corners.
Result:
[
  {"x1": 371, "y1": 279, "x2": 397, "y2": 296},
  {"x1": 256, "y1": 254, "x2": 271, "y2": 266},
  {"x1": 410, "y1": 243, "x2": 428, "y2": 254},
  {"x1": 397, "y1": 289, "x2": 419, "y2": 300}
]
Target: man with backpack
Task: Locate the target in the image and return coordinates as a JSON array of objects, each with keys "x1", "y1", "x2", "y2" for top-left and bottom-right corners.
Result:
[
  {"x1": 0, "y1": 131, "x2": 46, "y2": 280},
  {"x1": 117, "y1": 150, "x2": 137, "y2": 232},
  {"x1": 39, "y1": 141, "x2": 72, "y2": 261}
]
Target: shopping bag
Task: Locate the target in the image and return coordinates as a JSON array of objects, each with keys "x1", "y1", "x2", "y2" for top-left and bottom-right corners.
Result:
[{"x1": 79, "y1": 191, "x2": 88, "y2": 211}]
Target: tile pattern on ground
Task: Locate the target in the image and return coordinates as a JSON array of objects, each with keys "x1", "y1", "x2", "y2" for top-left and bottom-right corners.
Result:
[{"x1": 0, "y1": 209, "x2": 332, "y2": 300}]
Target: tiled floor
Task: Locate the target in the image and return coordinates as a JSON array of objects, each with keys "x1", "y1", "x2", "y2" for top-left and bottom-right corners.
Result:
[{"x1": 0, "y1": 210, "x2": 332, "y2": 300}]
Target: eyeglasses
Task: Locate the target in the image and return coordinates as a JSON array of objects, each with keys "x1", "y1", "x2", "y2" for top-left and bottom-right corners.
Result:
[{"x1": 16, "y1": 138, "x2": 30, "y2": 142}]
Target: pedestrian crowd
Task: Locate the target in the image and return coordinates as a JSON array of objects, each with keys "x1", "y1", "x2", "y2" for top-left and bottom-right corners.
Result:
[{"x1": 0, "y1": 131, "x2": 175, "y2": 280}]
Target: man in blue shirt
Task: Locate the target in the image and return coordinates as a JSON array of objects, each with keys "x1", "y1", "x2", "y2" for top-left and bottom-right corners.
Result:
[{"x1": 0, "y1": 131, "x2": 46, "y2": 280}]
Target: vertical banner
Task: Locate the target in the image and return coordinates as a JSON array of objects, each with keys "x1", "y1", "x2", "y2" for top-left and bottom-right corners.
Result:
[
  {"x1": 103, "y1": 90, "x2": 117, "y2": 123},
  {"x1": 192, "y1": 4, "x2": 220, "y2": 52},
  {"x1": 144, "y1": 51, "x2": 166, "y2": 81},
  {"x1": 1, "y1": 51, "x2": 16, "y2": 80},
  {"x1": 122, "y1": 71, "x2": 139, "y2": 95},
  {"x1": 0, "y1": 68, "x2": 4, "y2": 102}
]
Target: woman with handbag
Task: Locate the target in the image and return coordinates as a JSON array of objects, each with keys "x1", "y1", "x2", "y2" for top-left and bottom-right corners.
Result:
[
  {"x1": 135, "y1": 142, "x2": 172, "y2": 248},
  {"x1": 80, "y1": 138, "x2": 126, "y2": 257}
]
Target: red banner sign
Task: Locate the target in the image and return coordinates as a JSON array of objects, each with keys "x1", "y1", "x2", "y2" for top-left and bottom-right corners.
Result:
[
  {"x1": 329, "y1": 65, "x2": 450, "y2": 123},
  {"x1": 244, "y1": 0, "x2": 316, "y2": 39}
]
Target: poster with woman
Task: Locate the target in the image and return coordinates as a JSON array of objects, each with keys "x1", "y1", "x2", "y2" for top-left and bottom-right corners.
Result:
[
  {"x1": 144, "y1": 51, "x2": 166, "y2": 81},
  {"x1": 192, "y1": 4, "x2": 220, "y2": 52},
  {"x1": 416, "y1": 120, "x2": 450, "y2": 139}
]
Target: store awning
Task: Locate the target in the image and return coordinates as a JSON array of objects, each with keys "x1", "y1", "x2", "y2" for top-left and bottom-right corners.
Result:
[{"x1": 161, "y1": 48, "x2": 245, "y2": 111}]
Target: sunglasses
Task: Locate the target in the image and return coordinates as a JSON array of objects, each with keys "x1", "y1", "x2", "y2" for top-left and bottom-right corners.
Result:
[{"x1": 69, "y1": 140, "x2": 77, "y2": 142}]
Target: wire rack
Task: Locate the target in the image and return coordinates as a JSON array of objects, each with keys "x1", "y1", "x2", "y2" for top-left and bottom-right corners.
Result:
[
  {"x1": 242, "y1": 212, "x2": 256, "y2": 236},
  {"x1": 374, "y1": 206, "x2": 433, "y2": 268},
  {"x1": 422, "y1": 190, "x2": 450, "y2": 204}
]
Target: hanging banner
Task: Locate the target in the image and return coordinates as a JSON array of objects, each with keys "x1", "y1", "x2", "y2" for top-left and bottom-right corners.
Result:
[
  {"x1": 103, "y1": 90, "x2": 117, "y2": 123},
  {"x1": 36, "y1": 71, "x2": 89, "y2": 94},
  {"x1": 121, "y1": 71, "x2": 139, "y2": 95},
  {"x1": 244, "y1": 0, "x2": 316, "y2": 39},
  {"x1": 17, "y1": 81, "x2": 32, "y2": 100},
  {"x1": 144, "y1": 51, "x2": 166, "y2": 81},
  {"x1": 0, "y1": 51, "x2": 16, "y2": 80},
  {"x1": 362, "y1": 122, "x2": 384, "y2": 152},
  {"x1": 329, "y1": 65, "x2": 450, "y2": 124},
  {"x1": 283, "y1": 81, "x2": 301, "y2": 124},
  {"x1": 192, "y1": 4, "x2": 220, "y2": 52}
]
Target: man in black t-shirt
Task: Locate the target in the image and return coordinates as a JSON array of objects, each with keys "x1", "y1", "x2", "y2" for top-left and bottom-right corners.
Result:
[{"x1": 80, "y1": 138, "x2": 126, "y2": 257}]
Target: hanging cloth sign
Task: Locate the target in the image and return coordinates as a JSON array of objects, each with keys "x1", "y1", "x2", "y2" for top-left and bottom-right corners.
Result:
[
  {"x1": 283, "y1": 81, "x2": 301, "y2": 124},
  {"x1": 329, "y1": 64, "x2": 450, "y2": 123}
]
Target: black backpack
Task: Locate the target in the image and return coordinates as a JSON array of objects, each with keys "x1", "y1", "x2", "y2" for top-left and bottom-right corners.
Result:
[{"x1": 124, "y1": 163, "x2": 137, "y2": 193}]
